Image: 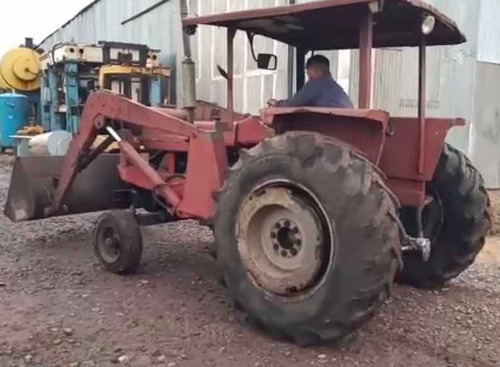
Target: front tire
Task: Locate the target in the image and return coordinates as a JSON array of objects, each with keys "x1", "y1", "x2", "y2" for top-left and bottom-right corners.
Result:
[
  {"x1": 213, "y1": 132, "x2": 401, "y2": 345},
  {"x1": 93, "y1": 210, "x2": 143, "y2": 274},
  {"x1": 399, "y1": 144, "x2": 490, "y2": 288}
]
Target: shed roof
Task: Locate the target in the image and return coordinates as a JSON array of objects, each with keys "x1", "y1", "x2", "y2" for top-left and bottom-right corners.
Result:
[{"x1": 183, "y1": 0, "x2": 466, "y2": 50}]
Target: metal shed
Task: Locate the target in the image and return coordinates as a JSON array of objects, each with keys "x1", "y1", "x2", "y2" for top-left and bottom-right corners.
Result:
[{"x1": 38, "y1": 0, "x2": 500, "y2": 187}]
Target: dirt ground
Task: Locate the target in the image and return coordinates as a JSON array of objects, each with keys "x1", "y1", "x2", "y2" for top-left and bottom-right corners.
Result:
[
  {"x1": 0, "y1": 161, "x2": 499, "y2": 367},
  {"x1": 488, "y1": 190, "x2": 500, "y2": 236}
]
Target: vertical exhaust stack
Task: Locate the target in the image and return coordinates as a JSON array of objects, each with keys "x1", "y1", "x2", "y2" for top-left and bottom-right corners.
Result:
[
  {"x1": 25, "y1": 37, "x2": 34, "y2": 49},
  {"x1": 287, "y1": 0, "x2": 296, "y2": 98},
  {"x1": 181, "y1": 58, "x2": 196, "y2": 122},
  {"x1": 180, "y1": 0, "x2": 196, "y2": 122}
]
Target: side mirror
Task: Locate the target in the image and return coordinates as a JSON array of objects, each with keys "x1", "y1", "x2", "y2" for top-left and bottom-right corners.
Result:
[
  {"x1": 217, "y1": 65, "x2": 229, "y2": 80},
  {"x1": 257, "y1": 54, "x2": 278, "y2": 71}
]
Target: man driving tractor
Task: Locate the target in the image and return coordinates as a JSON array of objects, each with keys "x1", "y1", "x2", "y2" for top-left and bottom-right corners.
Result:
[{"x1": 268, "y1": 55, "x2": 353, "y2": 108}]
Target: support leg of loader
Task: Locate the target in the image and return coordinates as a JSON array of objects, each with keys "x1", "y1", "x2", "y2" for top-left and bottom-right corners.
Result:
[
  {"x1": 47, "y1": 116, "x2": 99, "y2": 216},
  {"x1": 107, "y1": 126, "x2": 181, "y2": 211},
  {"x1": 46, "y1": 91, "x2": 197, "y2": 217}
]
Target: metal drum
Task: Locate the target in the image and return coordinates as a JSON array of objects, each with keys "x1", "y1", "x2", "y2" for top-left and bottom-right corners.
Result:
[{"x1": 0, "y1": 93, "x2": 29, "y2": 149}]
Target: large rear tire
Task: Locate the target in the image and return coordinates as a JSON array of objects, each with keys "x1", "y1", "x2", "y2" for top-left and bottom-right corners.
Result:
[
  {"x1": 213, "y1": 132, "x2": 401, "y2": 345},
  {"x1": 399, "y1": 144, "x2": 490, "y2": 288}
]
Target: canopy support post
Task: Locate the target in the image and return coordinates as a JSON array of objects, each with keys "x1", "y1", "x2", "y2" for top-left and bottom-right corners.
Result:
[
  {"x1": 418, "y1": 35, "x2": 427, "y2": 174},
  {"x1": 359, "y1": 6, "x2": 374, "y2": 109},
  {"x1": 296, "y1": 48, "x2": 306, "y2": 91},
  {"x1": 227, "y1": 28, "x2": 236, "y2": 126}
]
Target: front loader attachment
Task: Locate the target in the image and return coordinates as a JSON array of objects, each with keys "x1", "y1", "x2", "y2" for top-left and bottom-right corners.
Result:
[
  {"x1": 4, "y1": 91, "x2": 202, "y2": 223},
  {"x1": 4, "y1": 155, "x2": 127, "y2": 222}
]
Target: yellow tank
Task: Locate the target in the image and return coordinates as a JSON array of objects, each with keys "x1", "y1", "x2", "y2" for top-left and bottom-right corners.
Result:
[{"x1": 0, "y1": 47, "x2": 41, "y2": 92}]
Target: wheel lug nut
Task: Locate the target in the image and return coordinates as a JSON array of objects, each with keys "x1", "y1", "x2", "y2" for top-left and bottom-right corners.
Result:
[
  {"x1": 275, "y1": 223, "x2": 281, "y2": 229},
  {"x1": 273, "y1": 244, "x2": 279, "y2": 251},
  {"x1": 270, "y1": 232, "x2": 276, "y2": 239},
  {"x1": 292, "y1": 227, "x2": 299, "y2": 234},
  {"x1": 290, "y1": 248, "x2": 297, "y2": 256},
  {"x1": 281, "y1": 250, "x2": 287, "y2": 258},
  {"x1": 284, "y1": 220, "x2": 291, "y2": 228},
  {"x1": 296, "y1": 239, "x2": 302, "y2": 247}
]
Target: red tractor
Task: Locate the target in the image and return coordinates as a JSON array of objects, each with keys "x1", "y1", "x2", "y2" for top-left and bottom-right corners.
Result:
[{"x1": 5, "y1": 0, "x2": 490, "y2": 345}]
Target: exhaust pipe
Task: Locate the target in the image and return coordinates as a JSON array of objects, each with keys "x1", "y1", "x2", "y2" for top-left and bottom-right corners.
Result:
[{"x1": 180, "y1": 0, "x2": 196, "y2": 122}]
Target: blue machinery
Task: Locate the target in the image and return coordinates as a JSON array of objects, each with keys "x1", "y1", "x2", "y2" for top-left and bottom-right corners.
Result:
[
  {"x1": 40, "y1": 42, "x2": 171, "y2": 135},
  {"x1": 0, "y1": 93, "x2": 29, "y2": 150},
  {"x1": 41, "y1": 62, "x2": 82, "y2": 134}
]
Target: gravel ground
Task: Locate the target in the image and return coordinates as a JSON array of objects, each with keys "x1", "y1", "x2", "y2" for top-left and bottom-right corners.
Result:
[
  {"x1": 488, "y1": 190, "x2": 500, "y2": 236},
  {"x1": 0, "y1": 160, "x2": 499, "y2": 367}
]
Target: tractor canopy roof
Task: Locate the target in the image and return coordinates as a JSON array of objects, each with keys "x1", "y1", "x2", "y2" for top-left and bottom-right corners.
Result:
[{"x1": 183, "y1": 0, "x2": 466, "y2": 50}]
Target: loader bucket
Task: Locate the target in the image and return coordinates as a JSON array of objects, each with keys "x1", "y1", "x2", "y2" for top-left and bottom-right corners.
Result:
[{"x1": 4, "y1": 154, "x2": 127, "y2": 222}]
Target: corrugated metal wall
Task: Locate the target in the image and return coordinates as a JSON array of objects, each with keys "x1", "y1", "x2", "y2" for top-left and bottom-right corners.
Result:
[
  {"x1": 472, "y1": 0, "x2": 500, "y2": 187},
  {"x1": 369, "y1": 0, "x2": 481, "y2": 154},
  {"x1": 477, "y1": 0, "x2": 500, "y2": 64},
  {"x1": 39, "y1": 0, "x2": 500, "y2": 187},
  {"x1": 39, "y1": 0, "x2": 184, "y2": 102},
  {"x1": 40, "y1": 0, "x2": 291, "y2": 112},
  {"x1": 40, "y1": 0, "x2": 182, "y2": 63},
  {"x1": 188, "y1": 0, "x2": 289, "y2": 113},
  {"x1": 471, "y1": 62, "x2": 500, "y2": 186},
  {"x1": 359, "y1": 0, "x2": 500, "y2": 188}
]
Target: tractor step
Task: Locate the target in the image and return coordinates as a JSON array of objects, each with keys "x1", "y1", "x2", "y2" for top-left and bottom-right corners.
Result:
[{"x1": 136, "y1": 211, "x2": 171, "y2": 227}]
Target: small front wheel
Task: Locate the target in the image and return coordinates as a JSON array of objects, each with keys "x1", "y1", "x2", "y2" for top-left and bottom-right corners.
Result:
[{"x1": 93, "y1": 210, "x2": 143, "y2": 274}]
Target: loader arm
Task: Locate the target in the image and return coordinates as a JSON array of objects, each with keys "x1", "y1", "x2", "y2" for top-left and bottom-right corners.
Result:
[{"x1": 49, "y1": 91, "x2": 198, "y2": 217}]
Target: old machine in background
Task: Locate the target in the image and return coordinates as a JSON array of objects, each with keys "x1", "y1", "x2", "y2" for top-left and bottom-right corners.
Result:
[
  {"x1": 1, "y1": 40, "x2": 171, "y2": 155},
  {"x1": 40, "y1": 42, "x2": 171, "y2": 135},
  {"x1": 0, "y1": 39, "x2": 41, "y2": 151}
]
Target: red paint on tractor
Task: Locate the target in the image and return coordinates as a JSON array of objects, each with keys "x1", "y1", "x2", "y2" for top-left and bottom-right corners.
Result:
[
  {"x1": 380, "y1": 117, "x2": 465, "y2": 182},
  {"x1": 263, "y1": 107, "x2": 388, "y2": 164},
  {"x1": 380, "y1": 117, "x2": 465, "y2": 206},
  {"x1": 177, "y1": 130, "x2": 229, "y2": 220},
  {"x1": 19, "y1": 90, "x2": 269, "y2": 222}
]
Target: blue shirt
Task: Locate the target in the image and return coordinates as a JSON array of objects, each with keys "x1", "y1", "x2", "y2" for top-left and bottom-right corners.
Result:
[{"x1": 278, "y1": 74, "x2": 353, "y2": 108}]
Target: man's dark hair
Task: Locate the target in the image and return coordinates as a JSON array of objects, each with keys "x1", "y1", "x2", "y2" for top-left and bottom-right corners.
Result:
[{"x1": 306, "y1": 55, "x2": 330, "y2": 73}]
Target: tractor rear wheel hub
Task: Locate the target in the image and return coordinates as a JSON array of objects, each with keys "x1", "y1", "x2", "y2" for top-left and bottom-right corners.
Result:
[
  {"x1": 237, "y1": 184, "x2": 327, "y2": 296},
  {"x1": 270, "y1": 219, "x2": 302, "y2": 259}
]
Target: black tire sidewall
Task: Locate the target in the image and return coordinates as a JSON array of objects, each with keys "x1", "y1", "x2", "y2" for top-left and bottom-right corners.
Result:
[
  {"x1": 93, "y1": 211, "x2": 143, "y2": 274},
  {"x1": 399, "y1": 144, "x2": 490, "y2": 287},
  {"x1": 216, "y1": 134, "x2": 398, "y2": 331}
]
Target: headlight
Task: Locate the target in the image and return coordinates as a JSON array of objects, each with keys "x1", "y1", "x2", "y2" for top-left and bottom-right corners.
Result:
[{"x1": 422, "y1": 15, "x2": 436, "y2": 36}]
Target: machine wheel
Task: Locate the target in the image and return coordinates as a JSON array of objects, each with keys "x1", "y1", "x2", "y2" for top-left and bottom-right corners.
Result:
[
  {"x1": 213, "y1": 132, "x2": 402, "y2": 345},
  {"x1": 399, "y1": 144, "x2": 490, "y2": 288},
  {"x1": 93, "y1": 210, "x2": 143, "y2": 274}
]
